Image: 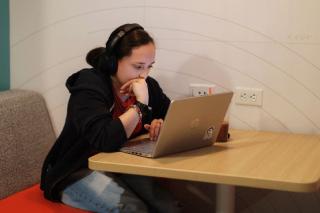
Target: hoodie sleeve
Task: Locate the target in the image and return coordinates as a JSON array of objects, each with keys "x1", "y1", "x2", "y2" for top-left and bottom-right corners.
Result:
[
  {"x1": 65, "y1": 69, "x2": 127, "y2": 152},
  {"x1": 147, "y1": 77, "x2": 171, "y2": 120},
  {"x1": 69, "y1": 88, "x2": 127, "y2": 152}
]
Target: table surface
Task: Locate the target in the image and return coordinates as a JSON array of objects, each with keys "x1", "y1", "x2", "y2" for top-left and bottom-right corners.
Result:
[{"x1": 89, "y1": 129, "x2": 320, "y2": 193}]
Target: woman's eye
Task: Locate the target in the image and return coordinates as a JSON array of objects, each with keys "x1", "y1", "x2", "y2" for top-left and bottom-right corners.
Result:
[{"x1": 133, "y1": 65, "x2": 144, "y2": 70}]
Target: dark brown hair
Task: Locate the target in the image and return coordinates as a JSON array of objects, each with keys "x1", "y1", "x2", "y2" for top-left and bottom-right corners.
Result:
[{"x1": 86, "y1": 23, "x2": 154, "y2": 75}]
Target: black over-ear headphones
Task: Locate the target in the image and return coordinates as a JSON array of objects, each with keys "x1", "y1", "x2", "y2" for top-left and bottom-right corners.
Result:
[{"x1": 104, "y1": 23, "x2": 144, "y2": 75}]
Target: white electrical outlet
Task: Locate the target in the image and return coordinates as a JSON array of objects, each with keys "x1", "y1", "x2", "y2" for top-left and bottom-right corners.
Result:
[
  {"x1": 190, "y1": 83, "x2": 216, "y2": 97},
  {"x1": 235, "y1": 87, "x2": 263, "y2": 106}
]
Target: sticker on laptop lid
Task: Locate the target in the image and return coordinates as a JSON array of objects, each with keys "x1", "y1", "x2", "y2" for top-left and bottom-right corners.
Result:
[
  {"x1": 190, "y1": 118, "x2": 200, "y2": 128},
  {"x1": 203, "y1": 126, "x2": 216, "y2": 140}
]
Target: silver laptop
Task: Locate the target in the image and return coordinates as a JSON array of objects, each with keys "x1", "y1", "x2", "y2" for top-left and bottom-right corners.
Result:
[{"x1": 120, "y1": 91, "x2": 233, "y2": 158}]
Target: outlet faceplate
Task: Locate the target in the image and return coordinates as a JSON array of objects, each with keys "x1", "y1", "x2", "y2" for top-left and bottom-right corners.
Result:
[
  {"x1": 190, "y1": 83, "x2": 216, "y2": 97},
  {"x1": 235, "y1": 87, "x2": 263, "y2": 106}
]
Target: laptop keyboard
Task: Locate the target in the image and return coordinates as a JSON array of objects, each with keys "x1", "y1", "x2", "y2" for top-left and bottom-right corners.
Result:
[{"x1": 121, "y1": 139, "x2": 157, "y2": 155}]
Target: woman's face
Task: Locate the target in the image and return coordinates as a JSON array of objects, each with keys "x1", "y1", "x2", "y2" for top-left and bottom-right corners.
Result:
[{"x1": 114, "y1": 42, "x2": 155, "y2": 86}]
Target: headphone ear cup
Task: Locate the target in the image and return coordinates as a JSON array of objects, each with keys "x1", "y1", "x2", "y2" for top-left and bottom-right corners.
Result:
[
  {"x1": 103, "y1": 24, "x2": 143, "y2": 75},
  {"x1": 103, "y1": 54, "x2": 117, "y2": 75}
]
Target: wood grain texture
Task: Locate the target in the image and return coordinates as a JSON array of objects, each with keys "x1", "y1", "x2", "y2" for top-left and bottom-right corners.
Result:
[{"x1": 89, "y1": 129, "x2": 320, "y2": 192}]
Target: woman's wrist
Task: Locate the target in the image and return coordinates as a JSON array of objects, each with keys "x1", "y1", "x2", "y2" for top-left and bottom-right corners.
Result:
[
  {"x1": 136, "y1": 97, "x2": 148, "y2": 105},
  {"x1": 128, "y1": 101, "x2": 152, "y2": 125},
  {"x1": 128, "y1": 105, "x2": 142, "y2": 122},
  {"x1": 135, "y1": 101, "x2": 152, "y2": 124}
]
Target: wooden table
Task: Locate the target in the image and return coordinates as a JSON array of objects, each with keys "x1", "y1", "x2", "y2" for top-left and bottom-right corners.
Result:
[{"x1": 89, "y1": 129, "x2": 320, "y2": 213}]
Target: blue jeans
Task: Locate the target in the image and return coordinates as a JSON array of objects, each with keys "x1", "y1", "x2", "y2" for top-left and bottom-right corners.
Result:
[
  {"x1": 61, "y1": 171, "x2": 148, "y2": 212},
  {"x1": 61, "y1": 171, "x2": 181, "y2": 213}
]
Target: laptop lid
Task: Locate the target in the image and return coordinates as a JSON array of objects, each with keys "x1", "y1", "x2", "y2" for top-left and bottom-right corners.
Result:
[{"x1": 151, "y1": 91, "x2": 233, "y2": 157}]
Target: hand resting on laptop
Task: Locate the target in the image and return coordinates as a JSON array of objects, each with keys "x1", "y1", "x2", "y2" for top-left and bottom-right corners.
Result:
[{"x1": 144, "y1": 118, "x2": 164, "y2": 141}]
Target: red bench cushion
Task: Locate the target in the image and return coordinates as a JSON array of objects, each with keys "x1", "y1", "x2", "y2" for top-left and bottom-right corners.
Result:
[{"x1": 0, "y1": 184, "x2": 90, "y2": 212}]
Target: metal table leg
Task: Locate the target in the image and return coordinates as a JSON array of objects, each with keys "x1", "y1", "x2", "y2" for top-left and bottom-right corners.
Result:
[{"x1": 216, "y1": 184, "x2": 235, "y2": 213}]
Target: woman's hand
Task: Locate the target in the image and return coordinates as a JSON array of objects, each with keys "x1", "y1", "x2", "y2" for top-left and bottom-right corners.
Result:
[
  {"x1": 120, "y1": 78, "x2": 149, "y2": 104},
  {"x1": 144, "y1": 119, "x2": 163, "y2": 141}
]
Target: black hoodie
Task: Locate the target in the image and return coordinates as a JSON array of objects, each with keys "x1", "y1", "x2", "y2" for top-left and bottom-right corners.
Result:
[{"x1": 40, "y1": 68, "x2": 170, "y2": 201}]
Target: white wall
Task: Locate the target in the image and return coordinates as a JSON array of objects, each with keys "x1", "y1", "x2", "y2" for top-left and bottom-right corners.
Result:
[
  {"x1": 9, "y1": 1, "x2": 320, "y2": 212},
  {"x1": 10, "y1": 0, "x2": 320, "y2": 135}
]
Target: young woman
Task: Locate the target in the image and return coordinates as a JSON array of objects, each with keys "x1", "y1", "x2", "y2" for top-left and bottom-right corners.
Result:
[{"x1": 40, "y1": 23, "x2": 180, "y2": 212}]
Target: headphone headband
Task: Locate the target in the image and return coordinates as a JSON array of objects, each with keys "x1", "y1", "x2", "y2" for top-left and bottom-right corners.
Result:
[{"x1": 106, "y1": 23, "x2": 144, "y2": 55}]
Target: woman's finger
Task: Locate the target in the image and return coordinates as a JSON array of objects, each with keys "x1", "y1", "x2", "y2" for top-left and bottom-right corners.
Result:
[
  {"x1": 153, "y1": 123, "x2": 161, "y2": 141},
  {"x1": 120, "y1": 78, "x2": 146, "y2": 97},
  {"x1": 144, "y1": 124, "x2": 153, "y2": 140},
  {"x1": 148, "y1": 121, "x2": 155, "y2": 140},
  {"x1": 150, "y1": 120, "x2": 162, "y2": 140},
  {"x1": 120, "y1": 79, "x2": 136, "y2": 92},
  {"x1": 120, "y1": 82, "x2": 131, "y2": 91},
  {"x1": 144, "y1": 124, "x2": 150, "y2": 130},
  {"x1": 120, "y1": 78, "x2": 143, "y2": 90},
  {"x1": 144, "y1": 119, "x2": 164, "y2": 140}
]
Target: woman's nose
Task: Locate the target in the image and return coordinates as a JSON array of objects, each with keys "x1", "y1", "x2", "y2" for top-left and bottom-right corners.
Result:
[{"x1": 139, "y1": 70, "x2": 149, "y2": 79}]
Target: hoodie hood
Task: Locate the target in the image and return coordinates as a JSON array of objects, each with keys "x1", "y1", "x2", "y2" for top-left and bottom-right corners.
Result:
[{"x1": 65, "y1": 68, "x2": 113, "y2": 98}]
